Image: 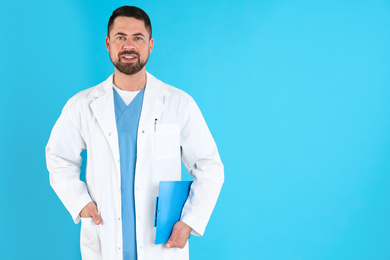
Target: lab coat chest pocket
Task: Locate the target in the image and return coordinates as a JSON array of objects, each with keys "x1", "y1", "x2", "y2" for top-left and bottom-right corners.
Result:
[
  {"x1": 80, "y1": 218, "x2": 102, "y2": 260},
  {"x1": 153, "y1": 123, "x2": 180, "y2": 159}
]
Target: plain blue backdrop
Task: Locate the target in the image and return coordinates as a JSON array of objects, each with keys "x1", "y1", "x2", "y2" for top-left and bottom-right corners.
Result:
[{"x1": 1, "y1": 0, "x2": 390, "y2": 259}]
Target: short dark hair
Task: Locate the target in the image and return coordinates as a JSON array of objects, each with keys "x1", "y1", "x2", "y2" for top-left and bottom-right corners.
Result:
[{"x1": 107, "y1": 6, "x2": 152, "y2": 39}]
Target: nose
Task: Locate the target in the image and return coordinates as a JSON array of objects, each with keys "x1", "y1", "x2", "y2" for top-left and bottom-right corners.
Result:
[{"x1": 123, "y1": 38, "x2": 135, "y2": 50}]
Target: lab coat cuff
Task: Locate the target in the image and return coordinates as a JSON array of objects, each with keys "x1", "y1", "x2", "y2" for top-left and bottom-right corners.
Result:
[
  {"x1": 180, "y1": 214, "x2": 205, "y2": 237},
  {"x1": 71, "y1": 194, "x2": 93, "y2": 224}
]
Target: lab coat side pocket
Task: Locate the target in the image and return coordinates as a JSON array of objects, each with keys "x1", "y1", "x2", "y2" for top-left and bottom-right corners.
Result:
[
  {"x1": 80, "y1": 218, "x2": 102, "y2": 260},
  {"x1": 152, "y1": 124, "x2": 180, "y2": 159},
  {"x1": 164, "y1": 241, "x2": 189, "y2": 260}
]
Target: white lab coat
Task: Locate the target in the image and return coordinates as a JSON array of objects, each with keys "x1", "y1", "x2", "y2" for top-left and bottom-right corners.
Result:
[{"x1": 46, "y1": 72, "x2": 224, "y2": 260}]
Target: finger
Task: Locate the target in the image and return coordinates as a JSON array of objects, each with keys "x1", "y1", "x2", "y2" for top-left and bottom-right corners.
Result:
[
  {"x1": 91, "y1": 212, "x2": 102, "y2": 225},
  {"x1": 166, "y1": 226, "x2": 186, "y2": 248},
  {"x1": 166, "y1": 230, "x2": 178, "y2": 248},
  {"x1": 166, "y1": 239, "x2": 175, "y2": 248},
  {"x1": 165, "y1": 237, "x2": 174, "y2": 248},
  {"x1": 89, "y1": 204, "x2": 102, "y2": 225},
  {"x1": 167, "y1": 234, "x2": 186, "y2": 249},
  {"x1": 93, "y1": 214, "x2": 102, "y2": 225}
]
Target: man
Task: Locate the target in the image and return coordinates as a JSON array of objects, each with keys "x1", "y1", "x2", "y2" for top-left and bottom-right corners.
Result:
[{"x1": 46, "y1": 6, "x2": 224, "y2": 260}]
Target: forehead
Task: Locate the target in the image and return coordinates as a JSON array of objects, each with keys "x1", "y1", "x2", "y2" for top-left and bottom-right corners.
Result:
[{"x1": 111, "y1": 16, "x2": 149, "y2": 36}]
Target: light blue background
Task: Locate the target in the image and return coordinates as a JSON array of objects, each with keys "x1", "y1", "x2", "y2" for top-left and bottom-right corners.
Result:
[{"x1": 1, "y1": 0, "x2": 390, "y2": 259}]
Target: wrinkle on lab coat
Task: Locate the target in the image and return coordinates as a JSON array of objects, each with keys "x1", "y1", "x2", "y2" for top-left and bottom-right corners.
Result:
[{"x1": 46, "y1": 72, "x2": 224, "y2": 260}]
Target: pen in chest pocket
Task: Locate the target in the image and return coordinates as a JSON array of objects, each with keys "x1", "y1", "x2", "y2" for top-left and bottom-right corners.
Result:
[{"x1": 154, "y1": 118, "x2": 158, "y2": 132}]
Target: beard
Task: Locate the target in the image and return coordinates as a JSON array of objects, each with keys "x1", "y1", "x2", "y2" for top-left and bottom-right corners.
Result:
[{"x1": 111, "y1": 50, "x2": 149, "y2": 75}]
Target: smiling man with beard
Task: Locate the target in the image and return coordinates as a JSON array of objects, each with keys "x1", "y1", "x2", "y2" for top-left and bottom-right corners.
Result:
[
  {"x1": 46, "y1": 6, "x2": 224, "y2": 260},
  {"x1": 107, "y1": 15, "x2": 152, "y2": 78}
]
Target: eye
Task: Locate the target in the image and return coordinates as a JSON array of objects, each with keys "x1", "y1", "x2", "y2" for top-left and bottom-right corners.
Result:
[
  {"x1": 117, "y1": 36, "x2": 125, "y2": 40},
  {"x1": 135, "y1": 37, "x2": 143, "y2": 41}
]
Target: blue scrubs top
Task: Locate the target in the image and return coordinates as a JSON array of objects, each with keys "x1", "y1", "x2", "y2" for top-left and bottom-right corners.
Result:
[{"x1": 113, "y1": 88, "x2": 145, "y2": 260}]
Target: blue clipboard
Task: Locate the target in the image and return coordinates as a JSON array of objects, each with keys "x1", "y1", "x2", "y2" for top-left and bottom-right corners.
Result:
[{"x1": 154, "y1": 181, "x2": 192, "y2": 244}]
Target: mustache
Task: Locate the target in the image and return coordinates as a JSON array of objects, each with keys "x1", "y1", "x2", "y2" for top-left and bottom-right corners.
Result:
[{"x1": 118, "y1": 50, "x2": 139, "y2": 57}]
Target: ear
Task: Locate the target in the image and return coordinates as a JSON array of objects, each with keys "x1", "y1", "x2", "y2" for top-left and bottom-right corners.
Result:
[
  {"x1": 149, "y1": 38, "x2": 154, "y2": 54},
  {"x1": 105, "y1": 36, "x2": 110, "y2": 52}
]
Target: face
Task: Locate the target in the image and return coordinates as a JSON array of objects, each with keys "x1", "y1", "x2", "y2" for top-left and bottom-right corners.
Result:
[{"x1": 106, "y1": 16, "x2": 154, "y2": 76}]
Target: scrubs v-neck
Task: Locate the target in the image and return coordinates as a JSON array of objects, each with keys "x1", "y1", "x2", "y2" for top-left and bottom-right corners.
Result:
[{"x1": 113, "y1": 87, "x2": 145, "y2": 260}]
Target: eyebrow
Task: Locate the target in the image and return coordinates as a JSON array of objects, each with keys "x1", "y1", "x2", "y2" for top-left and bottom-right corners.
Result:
[
  {"x1": 132, "y1": 33, "x2": 146, "y2": 37},
  {"x1": 113, "y1": 32, "x2": 146, "y2": 37},
  {"x1": 114, "y1": 32, "x2": 127, "y2": 37}
]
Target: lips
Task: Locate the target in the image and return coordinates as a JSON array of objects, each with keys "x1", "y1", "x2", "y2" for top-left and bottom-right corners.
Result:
[
  {"x1": 123, "y1": 55, "x2": 135, "y2": 59},
  {"x1": 119, "y1": 52, "x2": 139, "y2": 62},
  {"x1": 121, "y1": 55, "x2": 137, "y2": 62}
]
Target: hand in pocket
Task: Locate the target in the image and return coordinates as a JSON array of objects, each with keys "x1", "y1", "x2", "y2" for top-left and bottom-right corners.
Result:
[{"x1": 80, "y1": 202, "x2": 102, "y2": 225}]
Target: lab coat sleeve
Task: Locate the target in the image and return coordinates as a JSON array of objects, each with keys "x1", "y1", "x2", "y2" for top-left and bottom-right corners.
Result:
[
  {"x1": 180, "y1": 99, "x2": 224, "y2": 236},
  {"x1": 46, "y1": 99, "x2": 92, "y2": 224}
]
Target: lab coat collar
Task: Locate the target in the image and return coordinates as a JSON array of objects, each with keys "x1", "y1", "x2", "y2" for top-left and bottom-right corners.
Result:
[{"x1": 87, "y1": 72, "x2": 169, "y2": 99}]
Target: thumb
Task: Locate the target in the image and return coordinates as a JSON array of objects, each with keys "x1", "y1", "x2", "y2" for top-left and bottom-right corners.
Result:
[
  {"x1": 166, "y1": 239, "x2": 173, "y2": 248},
  {"x1": 165, "y1": 232, "x2": 177, "y2": 248},
  {"x1": 90, "y1": 206, "x2": 102, "y2": 225}
]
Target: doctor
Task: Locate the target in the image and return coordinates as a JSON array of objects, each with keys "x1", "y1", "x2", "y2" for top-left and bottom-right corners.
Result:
[{"x1": 46, "y1": 5, "x2": 224, "y2": 260}]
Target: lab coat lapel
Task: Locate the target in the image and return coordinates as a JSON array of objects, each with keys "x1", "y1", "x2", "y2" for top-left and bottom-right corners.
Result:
[
  {"x1": 89, "y1": 76, "x2": 121, "y2": 171},
  {"x1": 138, "y1": 73, "x2": 168, "y2": 134}
]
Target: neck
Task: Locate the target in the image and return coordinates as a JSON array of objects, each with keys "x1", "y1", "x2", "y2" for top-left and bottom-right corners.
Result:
[{"x1": 113, "y1": 68, "x2": 146, "y2": 91}]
